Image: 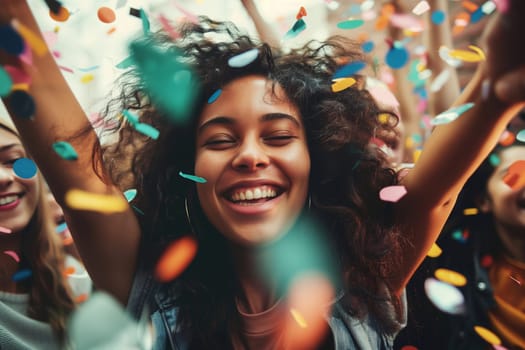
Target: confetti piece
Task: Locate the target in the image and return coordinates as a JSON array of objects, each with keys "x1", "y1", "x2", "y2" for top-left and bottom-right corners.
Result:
[
  {"x1": 13, "y1": 158, "x2": 37, "y2": 179},
  {"x1": 58, "y1": 65, "x2": 74, "y2": 73},
  {"x1": 389, "y1": 14, "x2": 424, "y2": 32},
  {"x1": 0, "y1": 226, "x2": 12, "y2": 234},
  {"x1": 451, "y1": 228, "x2": 469, "y2": 243},
  {"x1": 228, "y1": 49, "x2": 259, "y2": 68},
  {"x1": 498, "y1": 130, "x2": 515, "y2": 146},
  {"x1": 123, "y1": 189, "x2": 137, "y2": 202},
  {"x1": 331, "y1": 77, "x2": 356, "y2": 92},
  {"x1": 503, "y1": 160, "x2": 525, "y2": 189},
  {"x1": 122, "y1": 109, "x2": 139, "y2": 125},
  {"x1": 463, "y1": 208, "x2": 479, "y2": 215},
  {"x1": 290, "y1": 308, "x2": 308, "y2": 328},
  {"x1": 64, "y1": 266, "x2": 76, "y2": 275},
  {"x1": 336, "y1": 19, "x2": 365, "y2": 30},
  {"x1": 333, "y1": 61, "x2": 366, "y2": 79},
  {"x1": 493, "y1": 0, "x2": 509, "y2": 13},
  {"x1": 75, "y1": 294, "x2": 89, "y2": 303},
  {"x1": 284, "y1": 19, "x2": 306, "y2": 40},
  {"x1": 179, "y1": 171, "x2": 206, "y2": 183},
  {"x1": 449, "y1": 45, "x2": 485, "y2": 63},
  {"x1": 296, "y1": 6, "x2": 307, "y2": 20},
  {"x1": 429, "y1": 69, "x2": 451, "y2": 93},
  {"x1": 509, "y1": 274, "x2": 521, "y2": 285},
  {"x1": 385, "y1": 46, "x2": 409, "y2": 69},
  {"x1": 158, "y1": 14, "x2": 180, "y2": 40},
  {"x1": 56, "y1": 221, "x2": 68, "y2": 234},
  {"x1": 0, "y1": 25, "x2": 25, "y2": 55},
  {"x1": 431, "y1": 103, "x2": 474, "y2": 126},
  {"x1": 4, "y1": 250, "x2": 20, "y2": 263},
  {"x1": 438, "y1": 46, "x2": 462, "y2": 68},
  {"x1": 116, "y1": 56, "x2": 134, "y2": 69},
  {"x1": 11, "y1": 20, "x2": 48, "y2": 57},
  {"x1": 516, "y1": 129, "x2": 525, "y2": 142},
  {"x1": 44, "y1": 0, "x2": 63, "y2": 14},
  {"x1": 474, "y1": 326, "x2": 501, "y2": 345},
  {"x1": 134, "y1": 122, "x2": 160, "y2": 140},
  {"x1": 65, "y1": 189, "x2": 128, "y2": 214},
  {"x1": 379, "y1": 185, "x2": 407, "y2": 202},
  {"x1": 155, "y1": 236, "x2": 198, "y2": 282},
  {"x1": 49, "y1": 6, "x2": 70, "y2": 22},
  {"x1": 208, "y1": 89, "x2": 222, "y2": 103},
  {"x1": 140, "y1": 9, "x2": 150, "y2": 35},
  {"x1": 434, "y1": 268, "x2": 467, "y2": 286},
  {"x1": 12, "y1": 269, "x2": 32, "y2": 282},
  {"x1": 80, "y1": 74, "x2": 94, "y2": 84},
  {"x1": 427, "y1": 243, "x2": 442, "y2": 258},
  {"x1": 361, "y1": 41, "x2": 374, "y2": 53},
  {"x1": 412, "y1": 1, "x2": 430, "y2": 15},
  {"x1": 0, "y1": 66, "x2": 13, "y2": 97},
  {"x1": 97, "y1": 7, "x2": 116, "y2": 24},
  {"x1": 401, "y1": 346, "x2": 419, "y2": 350},
  {"x1": 4, "y1": 65, "x2": 31, "y2": 86},
  {"x1": 431, "y1": 10, "x2": 446, "y2": 25},
  {"x1": 173, "y1": 3, "x2": 200, "y2": 24},
  {"x1": 129, "y1": 40, "x2": 197, "y2": 123},
  {"x1": 52, "y1": 141, "x2": 78, "y2": 161},
  {"x1": 424, "y1": 278, "x2": 466, "y2": 315}
]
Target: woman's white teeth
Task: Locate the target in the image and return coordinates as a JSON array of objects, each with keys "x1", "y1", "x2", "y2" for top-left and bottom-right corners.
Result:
[
  {"x1": 231, "y1": 188, "x2": 277, "y2": 202},
  {"x1": 0, "y1": 195, "x2": 18, "y2": 206}
]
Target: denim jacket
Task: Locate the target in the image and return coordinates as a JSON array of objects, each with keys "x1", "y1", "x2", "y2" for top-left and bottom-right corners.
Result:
[{"x1": 127, "y1": 260, "x2": 407, "y2": 350}]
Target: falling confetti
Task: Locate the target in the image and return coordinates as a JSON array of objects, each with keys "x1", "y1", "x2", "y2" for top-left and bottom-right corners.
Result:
[
  {"x1": 474, "y1": 326, "x2": 501, "y2": 345},
  {"x1": 516, "y1": 129, "x2": 525, "y2": 142},
  {"x1": 426, "y1": 243, "x2": 442, "y2": 258},
  {"x1": 503, "y1": 160, "x2": 525, "y2": 189},
  {"x1": 228, "y1": 49, "x2": 259, "y2": 68},
  {"x1": 431, "y1": 103, "x2": 475, "y2": 126},
  {"x1": 498, "y1": 130, "x2": 516, "y2": 146},
  {"x1": 97, "y1": 7, "x2": 116, "y2": 24},
  {"x1": 52, "y1": 141, "x2": 78, "y2": 161},
  {"x1": 0, "y1": 24, "x2": 25, "y2": 55},
  {"x1": 0, "y1": 66, "x2": 13, "y2": 97},
  {"x1": 296, "y1": 6, "x2": 307, "y2": 20},
  {"x1": 13, "y1": 158, "x2": 37, "y2": 179},
  {"x1": 123, "y1": 189, "x2": 137, "y2": 202},
  {"x1": 11, "y1": 19, "x2": 48, "y2": 56},
  {"x1": 49, "y1": 6, "x2": 70, "y2": 22},
  {"x1": 331, "y1": 77, "x2": 356, "y2": 92},
  {"x1": 284, "y1": 19, "x2": 306, "y2": 40},
  {"x1": 208, "y1": 89, "x2": 222, "y2": 104},
  {"x1": 434, "y1": 268, "x2": 467, "y2": 287},
  {"x1": 431, "y1": 10, "x2": 446, "y2": 25},
  {"x1": 379, "y1": 185, "x2": 407, "y2": 202},
  {"x1": 463, "y1": 208, "x2": 479, "y2": 215},
  {"x1": 412, "y1": 1, "x2": 430, "y2": 15},
  {"x1": 179, "y1": 171, "x2": 206, "y2": 183},
  {"x1": 333, "y1": 61, "x2": 366, "y2": 79},
  {"x1": 336, "y1": 19, "x2": 365, "y2": 30},
  {"x1": 155, "y1": 236, "x2": 198, "y2": 282},
  {"x1": 290, "y1": 308, "x2": 308, "y2": 328},
  {"x1": 4, "y1": 250, "x2": 20, "y2": 263},
  {"x1": 424, "y1": 278, "x2": 466, "y2": 315},
  {"x1": 448, "y1": 45, "x2": 486, "y2": 63},
  {"x1": 12, "y1": 268, "x2": 32, "y2": 282},
  {"x1": 65, "y1": 189, "x2": 128, "y2": 214},
  {"x1": 0, "y1": 226, "x2": 12, "y2": 234},
  {"x1": 385, "y1": 46, "x2": 409, "y2": 69}
]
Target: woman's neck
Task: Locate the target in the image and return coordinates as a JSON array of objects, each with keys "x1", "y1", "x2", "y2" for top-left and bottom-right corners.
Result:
[
  {"x1": 0, "y1": 233, "x2": 24, "y2": 293},
  {"x1": 494, "y1": 222, "x2": 525, "y2": 263},
  {"x1": 230, "y1": 243, "x2": 279, "y2": 314}
]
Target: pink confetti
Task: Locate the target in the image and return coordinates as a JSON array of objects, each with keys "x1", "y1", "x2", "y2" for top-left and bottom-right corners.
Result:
[
  {"x1": 58, "y1": 65, "x2": 74, "y2": 73},
  {"x1": 0, "y1": 226, "x2": 12, "y2": 234},
  {"x1": 509, "y1": 275, "x2": 522, "y2": 286},
  {"x1": 4, "y1": 65, "x2": 31, "y2": 84},
  {"x1": 158, "y1": 14, "x2": 180, "y2": 40},
  {"x1": 173, "y1": 2, "x2": 199, "y2": 24},
  {"x1": 389, "y1": 14, "x2": 424, "y2": 32},
  {"x1": 18, "y1": 43, "x2": 33, "y2": 65},
  {"x1": 368, "y1": 85, "x2": 399, "y2": 108},
  {"x1": 4, "y1": 250, "x2": 20, "y2": 262},
  {"x1": 379, "y1": 185, "x2": 407, "y2": 202},
  {"x1": 493, "y1": 0, "x2": 509, "y2": 13}
]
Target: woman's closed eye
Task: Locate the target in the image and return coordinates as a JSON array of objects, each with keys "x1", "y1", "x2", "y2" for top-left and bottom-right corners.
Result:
[
  {"x1": 264, "y1": 132, "x2": 297, "y2": 146},
  {"x1": 204, "y1": 135, "x2": 237, "y2": 149}
]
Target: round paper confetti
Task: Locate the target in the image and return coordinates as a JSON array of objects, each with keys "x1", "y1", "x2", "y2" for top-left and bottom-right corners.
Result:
[
  {"x1": 13, "y1": 158, "x2": 37, "y2": 179},
  {"x1": 499, "y1": 130, "x2": 516, "y2": 146},
  {"x1": 49, "y1": 6, "x2": 70, "y2": 22},
  {"x1": 0, "y1": 66, "x2": 13, "y2": 97},
  {"x1": 431, "y1": 10, "x2": 445, "y2": 25},
  {"x1": 179, "y1": 171, "x2": 206, "y2": 183},
  {"x1": 208, "y1": 89, "x2": 222, "y2": 104},
  {"x1": 123, "y1": 189, "x2": 137, "y2": 202},
  {"x1": 8, "y1": 90, "x2": 35, "y2": 119},
  {"x1": 0, "y1": 25, "x2": 25, "y2": 55},
  {"x1": 426, "y1": 243, "x2": 442, "y2": 258},
  {"x1": 434, "y1": 268, "x2": 467, "y2": 287},
  {"x1": 379, "y1": 185, "x2": 407, "y2": 202},
  {"x1": 65, "y1": 189, "x2": 128, "y2": 214},
  {"x1": 336, "y1": 19, "x2": 364, "y2": 29},
  {"x1": 424, "y1": 278, "x2": 466, "y2": 315},
  {"x1": 361, "y1": 41, "x2": 374, "y2": 53},
  {"x1": 12, "y1": 268, "x2": 32, "y2": 282},
  {"x1": 52, "y1": 141, "x2": 78, "y2": 161},
  {"x1": 385, "y1": 46, "x2": 409, "y2": 69},
  {"x1": 331, "y1": 77, "x2": 356, "y2": 92},
  {"x1": 228, "y1": 49, "x2": 259, "y2": 68},
  {"x1": 155, "y1": 236, "x2": 198, "y2": 282},
  {"x1": 0, "y1": 226, "x2": 12, "y2": 234},
  {"x1": 474, "y1": 326, "x2": 501, "y2": 345},
  {"x1": 97, "y1": 7, "x2": 116, "y2": 23}
]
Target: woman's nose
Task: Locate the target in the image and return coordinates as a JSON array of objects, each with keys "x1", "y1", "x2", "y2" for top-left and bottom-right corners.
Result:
[
  {"x1": 0, "y1": 166, "x2": 14, "y2": 188},
  {"x1": 232, "y1": 139, "x2": 270, "y2": 171}
]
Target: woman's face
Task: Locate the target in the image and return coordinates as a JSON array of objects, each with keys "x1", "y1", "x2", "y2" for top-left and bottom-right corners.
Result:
[
  {"x1": 0, "y1": 128, "x2": 39, "y2": 234},
  {"x1": 195, "y1": 76, "x2": 311, "y2": 245},
  {"x1": 483, "y1": 145, "x2": 525, "y2": 231}
]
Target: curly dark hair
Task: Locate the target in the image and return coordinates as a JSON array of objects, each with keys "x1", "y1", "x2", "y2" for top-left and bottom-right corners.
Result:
[{"x1": 96, "y1": 17, "x2": 403, "y2": 348}]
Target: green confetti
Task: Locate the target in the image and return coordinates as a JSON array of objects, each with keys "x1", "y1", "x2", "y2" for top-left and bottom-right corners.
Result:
[
  {"x1": 0, "y1": 66, "x2": 13, "y2": 97},
  {"x1": 140, "y1": 8, "x2": 150, "y2": 35},
  {"x1": 489, "y1": 153, "x2": 500, "y2": 167},
  {"x1": 178, "y1": 171, "x2": 206, "y2": 183},
  {"x1": 122, "y1": 109, "x2": 140, "y2": 125},
  {"x1": 52, "y1": 141, "x2": 78, "y2": 160},
  {"x1": 336, "y1": 19, "x2": 364, "y2": 30},
  {"x1": 115, "y1": 56, "x2": 134, "y2": 69},
  {"x1": 135, "y1": 122, "x2": 159, "y2": 140}
]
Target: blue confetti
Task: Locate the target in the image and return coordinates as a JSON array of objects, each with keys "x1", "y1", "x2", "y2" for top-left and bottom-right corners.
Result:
[
  {"x1": 333, "y1": 61, "x2": 367, "y2": 79},
  {"x1": 431, "y1": 10, "x2": 445, "y2": 25},
  {"x1": 56, "y1": 221, "x2": 68, "y2": 234},
  {"x1": 228, "y1": 49, "x2": 259, "y2": 68},
  {"x1": 385, "y1": 46, "x2": 409, "y2": 70},
  {"x1": 470, "y1": 7, "x2": 484, "y2": 24},
  {"x1": 208, "y1": 89, "x2": 222, "y2": 104},
  {"x1": 12, "y1": 269, "x2": 32, "y2": 282},
  {"x1": 179, "y1": 171, "x2": 206, "y2": 183},
  {"x1": 361, "y1": 41, "x2": 374, "y2": 53},
  {"x1": 13, "y1": 158, "x2": 37, "y2": 179},
  {"x1": 284, "y1": 19, "x2": 306, "y2": 40}
]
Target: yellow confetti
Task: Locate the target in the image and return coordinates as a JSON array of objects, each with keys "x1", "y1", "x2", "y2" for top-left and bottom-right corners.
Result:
[
  {"x1": 331, "y1": 77, "x2": 356, "y2": 92},
  {"x1": 413, "y1": 149, "x2": 422, "y2": 163},
  {"x1": 474, "y1": 326, "x2": 501, "y2": 345},
  {"x1": 463, "y1": 208, "x2": 478, "y2": 215},
  {"x1": 435, "y1": 268, "x2": 467, "y2": 287},
  {"x1": 81, "y1": 74, "x2": 94, "y2": 84},
  {"x1": 427, "y1": 243, "x2": 442, "y2": 258},
  {"x1": 290, "y1": 308, "x2": 308, "y2": 328},
  {"x1": 378, "y1": 113, "x2": 391, "y2": 124},
  {"x1": 448, "y1": 45, "x2": 485, "y2": 63},
  {"x1": 11, "y1": 19, "x2": 48, "y2": 57},
  {"x1": 65, "y1": 189, "x2": 128, "y2": 214},
  {"x1": 11, "y1": 84, "x2": 29, "y2": 91}
]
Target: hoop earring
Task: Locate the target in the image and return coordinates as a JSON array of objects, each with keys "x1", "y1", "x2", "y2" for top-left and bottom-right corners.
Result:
[{"x1": 184, "y1": 196, "x2": 197, "y2": 235}]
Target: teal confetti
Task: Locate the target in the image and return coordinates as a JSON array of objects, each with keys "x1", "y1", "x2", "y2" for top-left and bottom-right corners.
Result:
[
  {"x1": 361, "y1": 41, "x2": 374, "y2": 53},
  {"x1": 116, "y1": 56, "x2": 134, "y2": 69},
  {"x1": 0, "y1": 66, "x2": 13, "y2": 97},
  {"x1": 135, "y1": 122, "x2": 160, "y2": 140},
  {"x1": 179, "y1": 171, "x2": 206, "y2": 183},
  {"x1": 516, "y1": 129, "x2": 525, "y2": 142},
  {"x1": 431, "y1": 103, "x2": 474, "y2": 126},
  {"x1": 489, "y1": 153, "x2": 500, "y2": 167},
  {"x1": 132, "y1": 205, "x2": 144, "y2": 215},
  {"x1": 56, "y1": 221, "x2": 68, "y2": 234},
  {"x1": 124, "y1": 189, "x2": 137, "y2": 202},
  {"x1": 52, "y1": 141, "x2": 78, "y2": 161},
  {"x1": 13, "y1": 158, "x2": 37, "y2": 179},
  {"x1": 284, "y1": 19, "x2": 306, "y2": 40},
  {"x1": 129, "y1": 39, "x2": 198, "y2": 123},
  {"x1": 333, "y1": 61, "x2": 366, "y2": 79},
  {"x1": 336, "y1": 19, "x2": 364, "y2": 30},
  {"x1": 122, "y1": 109, "x2": 139, "y2": 125},
  {"x1": 208, "y1": 89, "x2": 221, "y2": 104},
  {"x1": 431, "y1": 10, "x2": 445, "y2": 25},
  {"x1": 140, "y1": 8, "x2": 150, "y2": 35},
  {"x1": 228, "y1": 49, "x2": 259, "y2": 68},
  {"x1": 12, "y1": 268, "x2": 32, "y2": 282}
]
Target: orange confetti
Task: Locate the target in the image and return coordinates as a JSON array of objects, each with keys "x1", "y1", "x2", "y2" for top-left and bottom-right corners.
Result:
[
  {"x1": 63, "y1": 266, "x2": 76, "y2": 276},
  {"x1": 375, "y1": 16, "x2": 389, "y2": 31},
  {"x1": 296, "y1": 6, "x2": 307, "y2": 20},
  {"x1": 503, "y1": 160, "x2": 525, "y2": 189},
  {"x1": 107, "y1": 27, "x2": 117, "y2": 35},
  {"x1": 461, "y1": 1, "x2": 479, "y2": 13},
  {"x1": 75, "y1": 293, "x2": 89, "y2": 303},
  {"x1": 499, "y1": 130, "x2": 516, "y2": 146},
  {"x1": 97, "y1": 7, "x2": 116, "y2": 24},
  {"x1": 49, "y1": 6, "x2": 70, "y2": 22},
  {"x1": 155, "y1": 236, "x2": 198, "y2": 282}
]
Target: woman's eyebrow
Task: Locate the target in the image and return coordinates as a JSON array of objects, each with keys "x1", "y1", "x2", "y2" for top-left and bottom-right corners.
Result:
[
  {"x1": 260, "y1": 113, "x2": 301, "y2": 127},
  {"x1": 197, "y1": 116, "x2": 235, "y2": 134},
  {"x1": 197, "y1": 113, "x2": 301, "y2": 135},
  {"x1": 0, "y1": 143, "x2": 20, "y2": 153}
]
